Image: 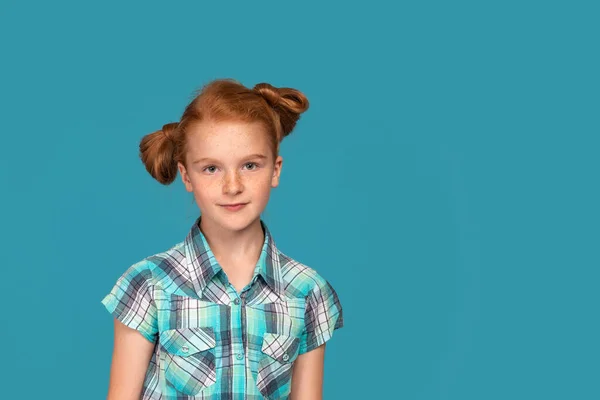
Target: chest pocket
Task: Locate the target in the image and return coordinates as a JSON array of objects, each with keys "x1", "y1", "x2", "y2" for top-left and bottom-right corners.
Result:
[
  {"x1": 159, "y1": 326, "x2": 217, "y2": 396},
  {"x1": 255, "y1": 333, "x2": 301, "y2": 399}
]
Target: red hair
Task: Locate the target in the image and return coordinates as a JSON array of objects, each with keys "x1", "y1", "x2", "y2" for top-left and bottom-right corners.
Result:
[{"x1": 139, "y1": 78, "x2": 309, "y2": 185}]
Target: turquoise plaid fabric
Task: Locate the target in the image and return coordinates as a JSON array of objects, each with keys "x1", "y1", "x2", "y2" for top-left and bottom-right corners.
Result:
[{"x1": 101, "y1": 216, "x2": 344, "y2": 399}]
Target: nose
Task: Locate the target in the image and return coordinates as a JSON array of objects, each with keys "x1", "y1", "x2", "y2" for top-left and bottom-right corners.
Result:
[{"x1": 222, "y1": 170, "x2": 244, "y2": 195}]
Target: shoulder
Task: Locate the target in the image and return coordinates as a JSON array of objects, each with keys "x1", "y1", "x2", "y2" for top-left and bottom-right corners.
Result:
[
  {"x1": 277, "y1": 250, "x2": 340, "y2": 300},
  {"x1": 277, "y1": 251, "x2": 345, "y2": 354},
  {"x1": 118, "y1": 240, "x2": 187, "y2": 289}
]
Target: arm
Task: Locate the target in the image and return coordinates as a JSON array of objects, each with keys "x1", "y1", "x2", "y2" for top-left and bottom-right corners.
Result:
[
  {"x1": 291, "y1": 274, "x2": 343, "y2": 399},
  {"x1": 290, "y1": 343, "x2": 326, "y2": 400},
  {"x1": 106, "y1": 318, "x2": 156, "y2": 400}
]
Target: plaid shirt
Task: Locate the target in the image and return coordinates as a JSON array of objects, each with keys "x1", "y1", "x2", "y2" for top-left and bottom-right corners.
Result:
[{"x1": 101, "y1": 217, "x2": 344, "y2": 399}]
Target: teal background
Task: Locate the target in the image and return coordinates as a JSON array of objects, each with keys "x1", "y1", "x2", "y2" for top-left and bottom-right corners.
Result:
[{"x1": 1, "y1": 0, "x2": 598, "y2": 399}]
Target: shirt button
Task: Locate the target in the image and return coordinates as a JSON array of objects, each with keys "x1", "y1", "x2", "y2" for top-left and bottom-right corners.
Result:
[
  {"x1": 236, "y1": 352, "x2": 244, "y2": 360},
  {"x1": 233, "y1": 298, "x2": 240, "y2": 305},
  {"x1": 282, "y1": 353, "x2": 289, "y2": 362},
  {"x1": 181, "y1": 346, "x2": 189, "y2": 353}
]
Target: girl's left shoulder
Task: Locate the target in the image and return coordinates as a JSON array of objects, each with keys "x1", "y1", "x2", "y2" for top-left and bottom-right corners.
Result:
[
  {"x1": 277, "y1": 250, "x2": 343, "y2": 300},
  {"x1": 277, "y1": 251, "x2": 345, "y2": 355}
]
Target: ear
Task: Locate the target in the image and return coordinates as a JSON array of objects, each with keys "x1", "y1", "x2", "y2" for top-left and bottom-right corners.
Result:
[
  {"x1": 177, "y1": 161, "x2": 193, "y2": 192},
  {"x1": 271, "y1": 155, "x2": 283, "y2": 188}
]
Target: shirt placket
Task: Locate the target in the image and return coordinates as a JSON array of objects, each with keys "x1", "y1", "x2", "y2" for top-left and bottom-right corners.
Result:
[{"x1": 221, "y1": 274, "x2": 255, "y2": 400}]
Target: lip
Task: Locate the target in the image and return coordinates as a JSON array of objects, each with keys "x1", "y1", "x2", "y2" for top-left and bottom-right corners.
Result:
[{"x1": 220, "y1": 203, "x2": 248, "y2": 211}]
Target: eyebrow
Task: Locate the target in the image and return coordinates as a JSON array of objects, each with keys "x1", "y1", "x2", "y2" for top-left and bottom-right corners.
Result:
[{"x1": 191, "y1": 154, "x2": 268, "y2": 164}]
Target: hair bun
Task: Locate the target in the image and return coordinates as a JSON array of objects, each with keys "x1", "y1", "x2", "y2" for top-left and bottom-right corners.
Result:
[
  {"x1": 139, "y1": 122, "x2": 179, "y2": 185},
  {"x1": 162, "y1": 122, "x2": 178, "y2": 142},
  {"x1": 252, "y1": 82, "x2": 309, "y2": 138},
  {"x1": 252, "y1": 83, "x2": 280, "y2": 108}
]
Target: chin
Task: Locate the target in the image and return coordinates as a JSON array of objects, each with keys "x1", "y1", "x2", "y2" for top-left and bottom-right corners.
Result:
[{"x1": 216, "y1": 209, "x2": 260, "y2": 232}]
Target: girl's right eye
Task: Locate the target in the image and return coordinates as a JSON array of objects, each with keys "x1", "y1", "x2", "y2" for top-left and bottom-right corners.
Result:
[{"x1": 203, "y1": 166, "x2": 218, "y2": 174}]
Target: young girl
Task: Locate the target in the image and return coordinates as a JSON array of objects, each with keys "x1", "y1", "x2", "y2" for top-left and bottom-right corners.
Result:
[{"x1": 101, "y1": 79, "x2": 344, "y2": 400}]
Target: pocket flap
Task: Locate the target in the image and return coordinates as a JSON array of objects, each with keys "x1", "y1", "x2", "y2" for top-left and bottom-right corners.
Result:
[
  {"x1": 261, "y1": 333, "x2": 300, "y2": 364},
  {"x1": 159, "y1": 327, "x2": 216, "y2": 357}
]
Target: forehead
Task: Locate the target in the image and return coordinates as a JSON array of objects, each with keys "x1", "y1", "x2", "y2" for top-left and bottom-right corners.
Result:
[{"x1": 186, "y1": 120, "x2": 271, "y2": 159}]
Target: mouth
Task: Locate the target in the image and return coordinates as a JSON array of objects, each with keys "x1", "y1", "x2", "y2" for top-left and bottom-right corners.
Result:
[{"x1": 220, "y1": 203, "x2": 248, "y2": 211}]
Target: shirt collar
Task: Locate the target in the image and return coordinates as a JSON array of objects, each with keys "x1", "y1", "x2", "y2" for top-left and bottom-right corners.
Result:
[{"x1": 184, "y1": 216, "x2": 284, "y2": 299}]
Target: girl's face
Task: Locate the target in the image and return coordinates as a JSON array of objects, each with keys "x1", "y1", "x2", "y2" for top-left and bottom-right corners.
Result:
[{"x1": 177, "y1": 120, "x2": 282, "y2": 233}]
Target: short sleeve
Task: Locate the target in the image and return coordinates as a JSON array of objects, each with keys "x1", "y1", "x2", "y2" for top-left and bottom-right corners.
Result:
[
  {"x1": 298, "y1": 277, "x2": 344, "y2": 355},
  {"x1": 101, "y1": 261, "x2": 159, "y2": 343}
]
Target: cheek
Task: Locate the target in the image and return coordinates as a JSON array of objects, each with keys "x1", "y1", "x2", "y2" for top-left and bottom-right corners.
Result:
[
  {"x1": 254, "y1": 173, "x2": 275, "y2": 191},
  {"x1": 189, "y1": 176, "x2": 216, "y2": 199}
]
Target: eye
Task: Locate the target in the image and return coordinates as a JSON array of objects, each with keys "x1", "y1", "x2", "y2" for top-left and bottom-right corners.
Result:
[
  {"x1": 203, "y1": 165, "x2": 218, "y2": 174},
  {"x1": 244, "y1": 162, "x2": 258, "y2": 170}
]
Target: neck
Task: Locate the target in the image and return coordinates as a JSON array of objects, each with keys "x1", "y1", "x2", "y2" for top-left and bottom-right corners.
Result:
[{"x1": 199, "y1": 216, "x2": 265, "y2": 263}]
